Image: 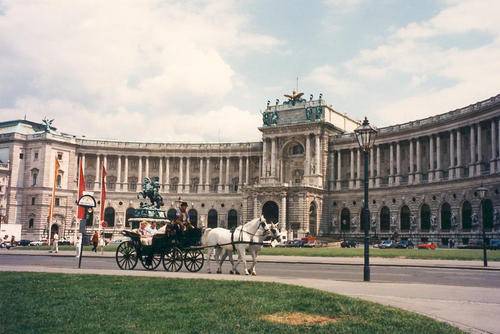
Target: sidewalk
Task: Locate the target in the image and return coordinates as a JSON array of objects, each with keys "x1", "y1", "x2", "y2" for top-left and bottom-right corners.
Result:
[
  {"x1": 2, "y1": 248, "x2": 500, "y2": 270},
  {"x1": 1, "y1": 264, "x2": 498, "y2": 334}
]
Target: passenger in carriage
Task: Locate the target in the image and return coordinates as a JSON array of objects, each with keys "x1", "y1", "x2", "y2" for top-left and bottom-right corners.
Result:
[
  {"x1": 174, "y1": 201, "x2": 193, "y2": 231},
  {"x1": 146, "y1": 222, "x2": 158, "y2": 236},
  {"x1": 139, "y1": 221, "x2": 153, "y2": 245}
]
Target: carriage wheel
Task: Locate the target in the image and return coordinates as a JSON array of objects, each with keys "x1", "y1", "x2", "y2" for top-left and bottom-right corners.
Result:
[
  {"x1": 116, "y1": 241, "x2": 138, "y2": 270},
  {"x1": 162, "y1": 247, "x2": 183, "y2": 272},
  {"x1": 183, "y1": 249, "x2": 204, "y2": 272},
  {"x1": 140, "y1": 253, "x2": 162, "y2": 271}
]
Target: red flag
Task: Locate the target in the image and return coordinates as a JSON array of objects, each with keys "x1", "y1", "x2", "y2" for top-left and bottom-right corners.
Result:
[
  {"x1": 99, "y1": 162, "x2": 107, "y2": 224},
  {"x1": 77, "y1": 158, "x2": 86, "y2": 219}
]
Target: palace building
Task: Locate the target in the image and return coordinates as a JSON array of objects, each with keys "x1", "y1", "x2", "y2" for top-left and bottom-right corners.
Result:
[{"x1": 1, "y1": 92, "x2": 499, "y2": 246}]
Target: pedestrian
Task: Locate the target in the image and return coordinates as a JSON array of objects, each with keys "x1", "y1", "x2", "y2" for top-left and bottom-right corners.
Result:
[
  {"x1": 75, "y1": 235, "x2": 82, "y2": 257},
  {"x1": 51, "y1": 233, "x2": 59, "y2": 253},
  {"x1": 449, "y1": 239, "x2": 455, "y2": 249},
  {"x1": 91, "y1": 231, "x2": 99, "y2": 252},
  {"x1": 98, "y1": 232, "x2": 106, "y2": 255}
]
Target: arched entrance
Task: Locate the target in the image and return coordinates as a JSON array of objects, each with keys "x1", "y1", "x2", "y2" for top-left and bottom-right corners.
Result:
[
  {"x1": 262, "y1": 201, "x2": 279, "y2": 224},
  {"x1": 400, "y1": 205, "x2": 410, "y2": 231},
  {"x1": 380, "y1": 206, "x2": 390, "y2": 231},
  {"x1": 309, "y1": 202, "x2": 317, "y2": 236},
  {"x1": 420, "y1": 204, "x2": 431, "y2": 230},
  {"x1": 167, "y1": 208, "x2": 177, "y2": 222},
  {"x1": 125, "y1": 207, "x2": 135, "y2": 228},
  {"x1": 188, "y1": 209, "x2": 198, "y2": 227},
  {"x1": 483, "y1": 199, "x2": 493, "y2": 230},
  {"x1": 208, "y1": 209, "x2": 218, "y2": 228},
  {"x1": 50, "y1": 224, "x2": 59, "y2": 238},
  {"x1": 441, "y1": 202, "x2": 451, "y2": 230},
  {"x1": 340, "y1": 208, "x2": 350, "y2": 232},
  {"x1": 462, "y1": 201, "x2": 472, "y2": 230},
  {"x1": 104, "y1": 207, "x2": 115, "y2": 227},
  {"x1": 227, "y1": 209, "x2": 238, "y2": 230}
]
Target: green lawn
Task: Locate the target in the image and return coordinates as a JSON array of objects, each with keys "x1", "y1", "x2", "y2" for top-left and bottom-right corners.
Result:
[
  {"x1": 0, "y1": 272, "x2": 462, "y2": 334},
  {"x1": 20, "y1": 245, "x2": 500, "y2": 261}
]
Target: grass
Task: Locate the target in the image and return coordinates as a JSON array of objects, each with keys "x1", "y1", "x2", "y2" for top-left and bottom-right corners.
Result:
[
  {"x1": 19, "y1": 245, "x2": 500, "y2": 261},
  {"x1": 0, "y1": 272, "x2": 462, "y2": 334}
]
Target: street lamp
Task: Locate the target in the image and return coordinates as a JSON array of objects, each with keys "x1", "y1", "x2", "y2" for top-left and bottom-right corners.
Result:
[
  {"x1": 354, "y1": 117, "x2": 378, "y2": 282},
  {"x1": 476, "y1": 184, "x2": 488, "y2": 267}
]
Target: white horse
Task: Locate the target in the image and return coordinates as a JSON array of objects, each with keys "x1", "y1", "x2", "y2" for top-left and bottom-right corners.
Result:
[{"x1": 202, "y1": 216, "x2": 281, "y2": 275}]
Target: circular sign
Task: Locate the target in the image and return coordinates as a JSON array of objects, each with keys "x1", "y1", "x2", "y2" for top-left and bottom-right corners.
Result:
[{"x1": 78, "y1": 194, "x2": 96, "y2": 208}]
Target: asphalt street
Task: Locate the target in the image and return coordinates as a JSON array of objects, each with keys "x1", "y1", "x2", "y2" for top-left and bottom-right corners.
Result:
[{"x1": 2, "y1": 253, "x2": 500, "y2": 288}]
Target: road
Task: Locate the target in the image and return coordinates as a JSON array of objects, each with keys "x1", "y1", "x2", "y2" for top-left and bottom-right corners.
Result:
[{"x1": 2, "y1": 253, "x2": 500, "y2": 288}]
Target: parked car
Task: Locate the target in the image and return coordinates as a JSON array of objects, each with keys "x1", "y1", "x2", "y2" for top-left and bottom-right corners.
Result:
[
  {"x1": 341, "y1": 240, "x2": 357, "y2": 248},
  {"x1": 378, "y1": 240, "x2": 396, "y2": 249},
  {"x1": 457, "y1": 240, "x2": 483, "y2": 249},
  {"x1": 396, "y1": 240, "x2": 415, "y2": 249},
  {"x1": 18, "y1": 239, "x2": 32, "y2": 246},
  {"x1": 58, "y1": 238, "x2": 71, "y2": 245},
  {"x1": 417, "y1": 242, "x2": 437, "y2": 250},
  {"x1": 30, "y1": 239, "x2": 48, "y2": 246},
  {"x1": 0, "y1": 241, "x2": 12, "y2": 249},
  {"x1": 490, "y1": 239, "x2": 500, "y2": 250},
  {"x1": 289, "y1": 239, "x2": 306, "y2": 247}
]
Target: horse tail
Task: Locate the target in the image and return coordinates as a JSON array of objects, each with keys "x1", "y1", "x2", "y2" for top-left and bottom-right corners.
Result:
[{"x1": 202, "y1": 228, "x2": 212, "y2": 246}]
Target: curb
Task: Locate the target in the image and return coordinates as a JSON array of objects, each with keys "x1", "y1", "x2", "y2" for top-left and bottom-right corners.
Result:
[{"x1": 2, "y1": 251, "x2": 499, "y2": 271}]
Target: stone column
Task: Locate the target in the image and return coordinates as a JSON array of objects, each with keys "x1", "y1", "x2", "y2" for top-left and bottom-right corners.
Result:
[
  {"x1": 145, "y1": 157, "x2": 149, "y2": 178},
  {"x1": 349, "y1": 149, "x2": 354, "y2": 189},
  {"x1": 258, "y1": 156, "x2": 262, "y2": 181},
  {"x1": 158, "y1": 157, "x2": 163, "y2": 190},
  {"x1": 470, "y1": 125, "x2": 475, "y2": 177},
  {"x1": 238, "y1": 157, "x2": 243, "y2": 192},
  {"x1": 225, "y1": 157, "x2": 230, "y2": 193},
  {"x1": 262, "y1": 139, "x2": 267, "y2": 178},
  {"x1": 305, "y1": 135, "x2": 311, "y2": 176},
  {"x1": 409, "y1": 140, "x2": 414, "y2": 184},
  {"x1": 199, "y1": 157, "x2": 203, "y2": 193},
  {"x1": 491, "y1": 120, "x2": 496, "y2": 174},
  {"x1": 117, "y1": 156, "x2": 122, "y2": 191},
  {"x1": 245, "y1": 156, "x2": 250, "y2": 185},
  {"x1": 179, "y1": 157, "x2": 184, "y2": 193},
  {"x1": 205, "y1": 158, "x2": 210, "y2": 192},
  {"x1": 218, "y1": 157, "x2": 223, "y2": 192},
  {"x1": 270, "y1": 138, "x2": 276, "y2": 178},
  {"x1": 429, "y1": 136, "x2": 434, "y2": 182},
  {"x1": 253, "y1": 196, "x2": 259, "y2": 219},
  {"x1": 165, "y1": 157, "x2": 170, "y2": 192},
  {"x1": 449, "y1": 131, "x2": 455, "y2": 180},
  {"x1": 415, "y1": 139, "x2": 421, "y2": 184},
  {"x1": 94, "y1": 155, "x2": 100, "y2": 190},
  {"x1": 376, "y1": 145, "x2": 381, "y2": 187},
  {"x1": 315, "y1": 134, "x2": 321, "y2": 175},
  {"x1": 356, "y1": 149, "x2": 361, "y2": 189},
  {"x1": 476, "y1": 124, "x2": 482, "y2": 176},
  {"x1": 123, "y1": 156, "x2": 128, "y2": 192},
  {"x1": 138, "y1": 157, "x2": 143, "y2": 187},
  {"x1": 389, "y1": 143, "x2": 394, "y2": 185},
  {"x1": 186, "y1": 157, "x2": 191, "y2": 192},
  {"x1": 336, "y1": 151, "x2": 342, "y2": 190},
  {"x1": 456, "y1": 130, "x2": 462, "y2": 178},
  {"x1": 436, "y1": 135, "x2": 442, "y2": 181},
  {"x1": 329, "y1": 151, "x2": 335, "y2": 190},
  {"x1": 395, "y1": 142, "x2": 401, "y2": 185},
  {"x1": 280, "y1": 195, "x2": 287, "y2": 231}
]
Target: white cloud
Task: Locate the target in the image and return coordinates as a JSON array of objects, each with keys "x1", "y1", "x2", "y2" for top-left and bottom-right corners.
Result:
[{"x1": 0, "y1": 0, "x2": 280, "y2": 141}]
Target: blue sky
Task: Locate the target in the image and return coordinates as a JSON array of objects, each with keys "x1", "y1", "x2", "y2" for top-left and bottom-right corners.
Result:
[{"x1": 0, "y1": 0, "x2": 499, "y2": 142}]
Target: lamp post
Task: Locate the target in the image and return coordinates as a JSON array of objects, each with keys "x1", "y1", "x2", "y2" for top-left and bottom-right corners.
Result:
[
  {"x1": 476, "y1": 184, "x2": 488, "y2": 267},
  {"x1": 354, "y1": 117, "x2": 378, "y2": 282}
]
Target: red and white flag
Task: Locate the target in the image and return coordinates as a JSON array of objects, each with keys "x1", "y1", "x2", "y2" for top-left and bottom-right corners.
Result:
[{"x1": 99, "y1": 162, "x2": 107, "y2": 225}]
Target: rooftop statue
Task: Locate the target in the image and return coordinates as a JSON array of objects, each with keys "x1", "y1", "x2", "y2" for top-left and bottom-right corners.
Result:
[
  {"x1": 42, "y1": 117, "x2": 54, "y2": 133},
  {"x1": 283, "y1": 90, "x2": 306, "y2": 106},
  {"x1": 138, "y1": 177, "x2": 164, "y2": 209}
]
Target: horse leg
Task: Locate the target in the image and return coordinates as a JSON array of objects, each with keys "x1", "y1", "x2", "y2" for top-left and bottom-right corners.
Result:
[
  {"x1": 206, "y1": 247, "x2": 212, "y2": 273},
  {"x1": 250, "y1": 248, "x2": 258, "y2": 276},
  {"x1": 215, "y1": 248, "x2": 223, "y2": 274},
  {"x1": 218, "y1": 249, "x2": 228, "y2": 274},
  {"x1": 227, "y1": 250, "x2": 236, "y2": 274},
  {"x1": 238, "y1": 246, "x2": 250, "y2": 275}
]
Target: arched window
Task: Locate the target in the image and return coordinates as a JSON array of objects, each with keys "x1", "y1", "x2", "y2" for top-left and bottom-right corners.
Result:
[
  {"x1": 290, "y1": 144, "x2": 304, "y2": 155},
  {"x1": 56, "y1": 173, "x2": 62, "y2": 188},
  {"x1": 380, "y1": 206, "x2": 391, "y2": 231},
  {"x1": 28, "y1": 218, "x2": 34, "y2": 229},
  {"x1": 227, "y1": 209, "x2": 238, "y2": 230},
  {"x1": 167, "y1": 208, "x2": 177, "y2": 221},
  {"x1": 208, "y1": 209, "x2": 218, "y2": 228},
  {"x1": 104, "y1": 207, "x2": 115, "y2": 227},
  {"x1": 125, "y1": 207, "x2": 135, "y2": 228},
  {"x1": 340, "y1": 208, "x2": 350, "y2": 232},
  {"x1": 440, "y1": 202, "x2": 451, "y2": 230},
  {"x1": 420, "y1": 204, "x2": 431, "y2": 230},
  {"x1": 309, "y1": 202, "x2": 317, "y2": 236},
  {"x1": 461, "y1": 201, "x2": 472, "y2": 230},
  {"x1": 262, "y1": 201, "x2": 279, "y2": 224},
  {"x1": 31, "y1": 168, "x2": 39, "y2": 186},
  {"x1": 483, "y1": 199, "x2": 493, "y2": 230},
  {"x1": 400, "y1": 205, "x2": 411, "y2": 231},
  {"x1": 188, "y1": 209, "x2": 198, "y2": 227}
]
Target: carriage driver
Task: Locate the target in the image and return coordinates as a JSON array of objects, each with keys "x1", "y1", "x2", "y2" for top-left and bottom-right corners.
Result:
[{"x1": 174, "y1": 201, "x2": 193, "y2": 231}]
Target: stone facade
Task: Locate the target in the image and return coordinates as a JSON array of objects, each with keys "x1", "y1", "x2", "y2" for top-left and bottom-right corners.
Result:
[{"x1": 0, "y1": 94, "x2": 499, "y2": 245}]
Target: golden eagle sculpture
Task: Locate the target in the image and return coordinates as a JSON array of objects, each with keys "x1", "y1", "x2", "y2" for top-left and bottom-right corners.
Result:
[{"x1": 284, "y1": 90, "x2": 304, "y2": 102}]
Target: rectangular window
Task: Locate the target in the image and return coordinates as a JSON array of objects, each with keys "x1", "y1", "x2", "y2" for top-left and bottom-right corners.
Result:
[
  {"x1": 31, "y1": 197, "x2": 35, "y2": 205},
  {"x1": 57, "y1": 153, "x2": 63, "y2": 160},
  {"x1": 55, "y1": 198, "x2": 60, "y2": 206},
  {"x1": 34, "y1": 152, "x2": 39, "y2": 160},
  {"x1": 19, "y1": 153, "x2": 24, "y2": 159}
]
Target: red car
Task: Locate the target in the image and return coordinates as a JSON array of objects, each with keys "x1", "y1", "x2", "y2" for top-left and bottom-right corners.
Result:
[{"x1": 417, "y1": 242, "x2": 437, "y2": 250}]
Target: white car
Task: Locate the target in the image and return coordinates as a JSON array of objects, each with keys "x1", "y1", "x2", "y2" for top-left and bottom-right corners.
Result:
[{"x1": 29, "y1": 240, "x2": 47, "y2": 246}]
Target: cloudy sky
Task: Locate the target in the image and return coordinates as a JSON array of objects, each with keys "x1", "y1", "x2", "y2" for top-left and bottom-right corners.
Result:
[{"x1": 1, "y1": 0, "x2": 499, "y2": 142}]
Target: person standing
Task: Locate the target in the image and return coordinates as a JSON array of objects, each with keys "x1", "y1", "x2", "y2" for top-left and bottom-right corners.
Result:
[
  {"x1": 51, "y1": 233, "x2": 59, "y2": 253},
  {"x1": 91, "y1": 231, "x2": 99, "y2": 252},
  {"x1": 98, "y1": 232, "x2": 106, "y2": 255}
]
